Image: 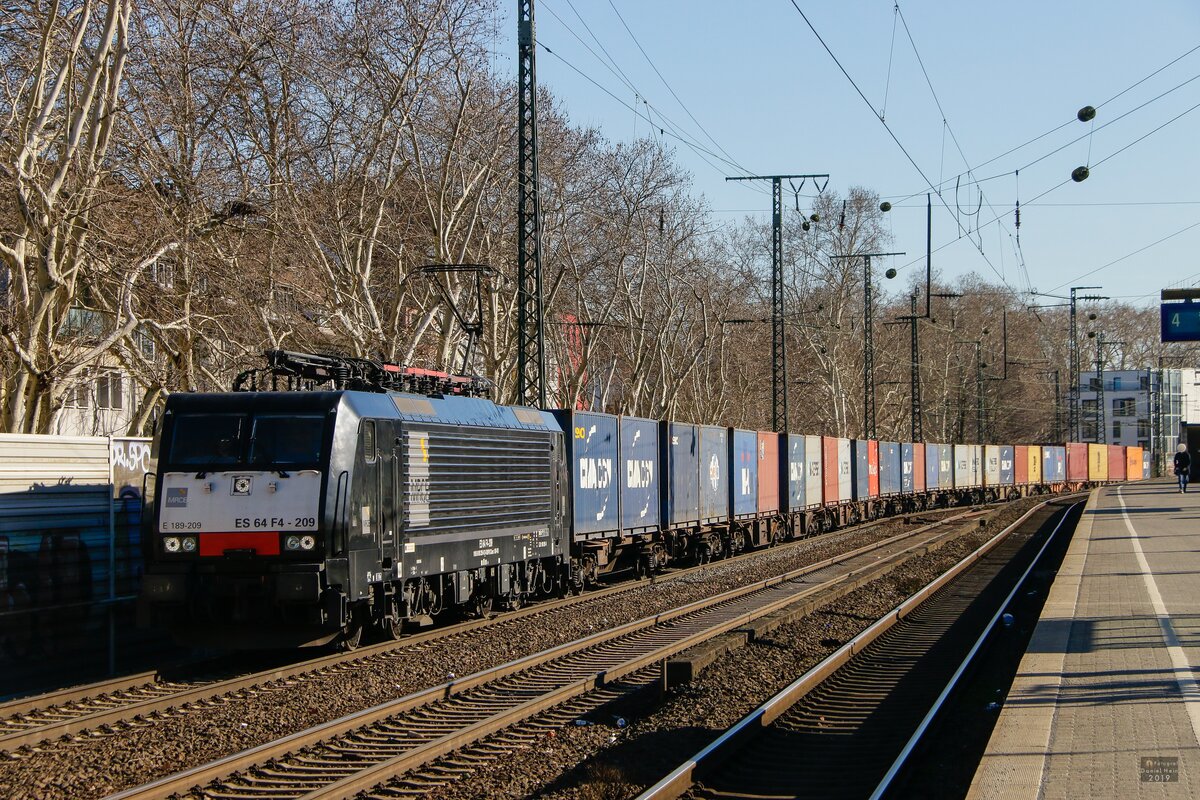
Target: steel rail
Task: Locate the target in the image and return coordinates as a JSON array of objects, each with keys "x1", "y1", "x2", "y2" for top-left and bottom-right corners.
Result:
[
  {"x1": 0, "y1": 505, "x2": 976, "y2": 752},
  {"x1": 105, "y1": 510, "x2": 985, "y2": 800},
  {"x1": 867, "y1": 496, "x2": 1087, "y2": 799},
  {"x1": 634, "y1": 493, "x2": 1084, "y2": 800}
]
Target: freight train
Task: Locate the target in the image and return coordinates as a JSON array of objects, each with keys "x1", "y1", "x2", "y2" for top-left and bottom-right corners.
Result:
[{"x1": 138, "y1": 351, "x2": 1144, "y2": 648}]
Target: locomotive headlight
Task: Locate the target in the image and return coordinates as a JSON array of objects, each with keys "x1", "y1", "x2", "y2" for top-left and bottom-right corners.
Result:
[
  {"x1": 181, "y1": 536, "x2": 198, "y2": 553},
  {"x1": 163, "y1": 536, "x2": 181, "y2": 553},
  {"x1": 299, "y1": 535, "x2": 316, "y2": 551},
  {"x1": 285, "y1": 535, "x2": 301, "y2": 551}
]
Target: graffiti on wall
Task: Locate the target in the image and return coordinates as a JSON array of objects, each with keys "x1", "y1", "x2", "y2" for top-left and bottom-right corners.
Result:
[{"x1": 110, "y1": 438, "x2": 153, "y2": 496}]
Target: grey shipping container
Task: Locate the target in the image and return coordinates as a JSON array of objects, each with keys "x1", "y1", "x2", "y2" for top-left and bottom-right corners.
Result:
[
  {"x1": 620, "y1": 416, "x2": 659, "y2": 532},
  {"x1": 699, "y1": 426, "x2": 730, "y2": 523},
  {"x1": 731, "y1": 429, "x2": 758, "y2": 518},
  {"x1": 552, "y1": 410, "x2": 619, "y2": 539},
  {"x1": 983, "y1": 444, "x2": 1002, "y2": 487},
  {"x1": 661, "y1": 422, "x2": 699, "y2": 526},
  {"x1": 804, "y1": 435, "x2": 823, "y2": 509},
  {"x1": 879, "y1": 441, "x2": 901, "y2": 496}
]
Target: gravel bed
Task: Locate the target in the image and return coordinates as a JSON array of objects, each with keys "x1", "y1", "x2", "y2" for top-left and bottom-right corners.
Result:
[
  {"x1": 414, "y1": 497, "x2": 1052, "y2": 800},
  {"x1": 0, "y1": 505, "x2": 977, "y2": 800}
]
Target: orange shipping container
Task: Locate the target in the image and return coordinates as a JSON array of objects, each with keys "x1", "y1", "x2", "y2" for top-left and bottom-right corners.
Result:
[
  {"x1": 1126, "y1": 446, "x2": 1144, "y2": 480},
  {"x1": 1014, "y1": 445, "x2": 1029, "y2": 484},
  {"x1": 757, "y1": 432, "x2": 781, "y2": 514}
]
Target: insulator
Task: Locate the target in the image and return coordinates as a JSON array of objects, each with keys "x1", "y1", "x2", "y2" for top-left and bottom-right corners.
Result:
[
  {"x1": 885, "y1": 268, "x2": 898, "y2": 279},
  {"x1": 1072, "y1": 166, "x2": 1090, "y2": 182},
  {"x1": 1077, "y1": 105, "x2": 1096, "y2": 122},
  {"x1": 880, "y1": 201, "x2": 892, "y2": 212},
  {"x1": 802, "y1": 221, "x2": 811, "y2": 231},
  {"x1": 810, "y1": 213, "x2": 819, "y2": 223}
]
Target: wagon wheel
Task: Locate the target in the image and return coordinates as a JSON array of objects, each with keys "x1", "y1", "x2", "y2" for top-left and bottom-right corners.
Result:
[
  {"x1": 378, "y1": 597, "x2": 404, "y2": 641},
  {"x1": 340, "y1": 614, "x2": 364, "y2": 651}
]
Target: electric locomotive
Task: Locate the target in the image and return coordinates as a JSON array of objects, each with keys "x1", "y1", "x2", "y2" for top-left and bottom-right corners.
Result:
[{"x1": 139, "y1": 352, "x2": 568, "y2": 648}]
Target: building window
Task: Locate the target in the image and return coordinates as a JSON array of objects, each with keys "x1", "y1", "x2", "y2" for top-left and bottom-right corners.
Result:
[
  {"x1": 1138, "y1": 420, "x2": 1150, "y2": 439},
  {"x1": 96, "y1": 372, "x2": 123, "y2": 410},
  {"x1": 1112, "y1": 376, "x2": 1122, "y2": 390},
  {"x1": 1138, "y1": 439, "x2": 1149, "y2": 449},
  {"x1": 136, "y1": 329, "x2": 155, "y2": 359},
  {"x1": 1081, "y1": 399, "x2": 1098, "y2": 417},
  {"x1": 62, "y1": 383, "x2": 89, "y2": 408},
  {"x1": 1082, "y1": 422, "x2": 1098, "y2": 441},
  {"x1": 273, "y1": 285, "x2": 298, "y2": 313},
  {"x1": 1088, "y1": 377, "x2": 1100, "y2": 391},
  {"x1": 1113, "y1": 398, "x2": 1135, "y2": 417},
  {"x1": 149, "y1": 262, "x2": 174, "y2": 289},
  {"x1": 1141, "y1": 375, "x2": 1150, "y2": 391},
  {"x1": 1112, "y1": 421, "x2": 1121, "y2": 440}
]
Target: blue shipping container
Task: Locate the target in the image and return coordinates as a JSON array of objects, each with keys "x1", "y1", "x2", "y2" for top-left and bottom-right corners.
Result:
[
  {"x1": 787, "y1": 434, "x2": 805, "y2": 510},
  {"x1": 851, "y1": 440, "x2": 870, "y2": 501},
  {"x1": 661, "y1": 422, "x2": 699, "y2": 526},
  {"x1": 901, "y1": 443, "x2": 915, "y2": 494},
  {"x1": 552, "y1": 410, "x2": 619, "y2": 538},
  {"x1": 925, "y1": 444, "x2": 940, "y2": 490},
  {"x1": 879, "y1": 441, "x2": 901, "y2": 496},
  {"x1": 620, "y1": 416, "x2": 659, "y2": 532},
  {"x1": 938, "y1": 444, "x2": 953, "y2": 488},
  {"x1": 700, "y1": 426, "x2": 730, "y2": 523},
  {"x1": 999, "y1": 445, "x2": 1015, "y2": 486},
  {"x1": 731, "y1": 429, "x2": 758, "y2": 518},
  {"x1": 1042, "y1": 445, "x2": 1066, "y2": 482}
]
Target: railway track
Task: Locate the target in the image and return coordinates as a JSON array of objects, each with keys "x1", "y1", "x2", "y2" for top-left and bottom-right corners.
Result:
[
  {"x1": 104, "y1": 506, "x2": 992, "y2": 800},
  {"x1": 636, "y1": 494, "x2": 1085, "y2": 800},
  {"x1": 0, "y1": 505, "x2": 984, "y2": 754}
]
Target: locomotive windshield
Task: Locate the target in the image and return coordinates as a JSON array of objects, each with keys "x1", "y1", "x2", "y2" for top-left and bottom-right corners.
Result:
[
  {"x1": 248, "y1": 415, "x2": 324, "y2": 465},
  {"x1": 170, "y1": 414, "x2": 246, "y2": 465},
  {"x1": 167, "y1": 413, "x2": 325, "y2": 467}
]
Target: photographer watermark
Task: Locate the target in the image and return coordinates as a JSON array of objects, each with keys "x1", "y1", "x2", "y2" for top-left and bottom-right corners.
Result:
[{"x1": 1140, "y1": 756, "x2": 1178, "y2": 782}]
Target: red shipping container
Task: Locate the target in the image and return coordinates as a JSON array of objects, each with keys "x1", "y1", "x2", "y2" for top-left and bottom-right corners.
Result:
[
  {"x1": 757, "y1": 432, "x2": 781, "y2": 514},
  {"x1": 1066, "y1": 443, "x2": 1089, "y2": 482},
  {"x1": 913, "y1": 443, "x2": 926, "y2": 493},
  {"x1": 1014, "y1": 445, "x2": 1029, "y2": 485},
  {"x1": 868, "y1": 439, "x2": 880, "y2": 497},
  {"x1": 822, "y1": 437, "x2": 840, "y2": 504},
  {"x1": 1107, "y1": 445, "x2": 1126, "y2": 482}
]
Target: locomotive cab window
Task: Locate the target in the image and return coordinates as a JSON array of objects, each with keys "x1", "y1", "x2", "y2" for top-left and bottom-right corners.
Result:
[
  {"x1": 249, "y1": 414, "x2": 325, "y2": 465},
  {"x1": 169, "y1": 414, "x2": 246, "y2": 465}
]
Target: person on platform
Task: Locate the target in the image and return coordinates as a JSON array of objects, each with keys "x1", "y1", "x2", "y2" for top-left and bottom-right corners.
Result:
[{"x1": 1174, "y1": 444, "x2": 1191, "y2": 493}]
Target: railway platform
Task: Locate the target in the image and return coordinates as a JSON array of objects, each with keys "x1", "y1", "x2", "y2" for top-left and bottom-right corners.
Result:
[{"x1": 969, "y1": 479, "x2": 1200, "y2": 799}]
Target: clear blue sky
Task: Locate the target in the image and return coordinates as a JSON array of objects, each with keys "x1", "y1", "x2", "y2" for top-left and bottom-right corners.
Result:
[{"x1": 493, "y1": 1, "x2": 1200, "y2": 307}]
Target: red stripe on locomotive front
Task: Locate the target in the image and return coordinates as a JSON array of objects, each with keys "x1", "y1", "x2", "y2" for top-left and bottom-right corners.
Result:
[{"x1": 198, "y1": 532, "x2": 281, "y2": 556}]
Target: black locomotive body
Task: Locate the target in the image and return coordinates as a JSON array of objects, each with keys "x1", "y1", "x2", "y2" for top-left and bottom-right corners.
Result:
[{"x1": 140, "y1": 389, "x2": 568, "y2": 647}]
